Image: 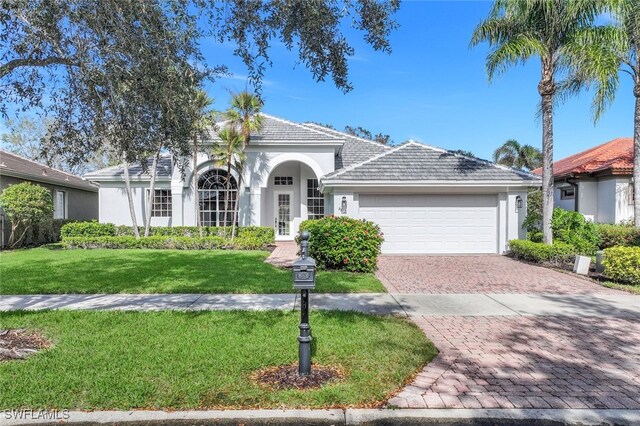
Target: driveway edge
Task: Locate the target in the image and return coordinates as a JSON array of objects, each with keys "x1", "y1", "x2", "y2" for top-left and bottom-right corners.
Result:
[{"x1": 3, "y1": 409, "x2": 640, "y2": 426}]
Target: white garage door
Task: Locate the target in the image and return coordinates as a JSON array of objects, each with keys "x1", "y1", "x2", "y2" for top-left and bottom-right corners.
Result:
[{"x1": 359, "y1": 194, "x2": 498, "y2": 254}]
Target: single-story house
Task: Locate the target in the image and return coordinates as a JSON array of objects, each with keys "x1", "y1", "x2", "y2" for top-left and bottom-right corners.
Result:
[
  {"x1": 532, "y1": 137, "x2": 634, "y2": 224},
  {"x1": 85, "y1": 114, "x2": 540, "y2": 254},
  {"x1": 0, "y1": 150, "x2": 99, "y2": 246}
]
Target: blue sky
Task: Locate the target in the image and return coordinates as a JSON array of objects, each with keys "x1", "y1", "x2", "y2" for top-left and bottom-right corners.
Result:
[{"x1": 204, "y1": 1, "x2": 633, "y2": 161}]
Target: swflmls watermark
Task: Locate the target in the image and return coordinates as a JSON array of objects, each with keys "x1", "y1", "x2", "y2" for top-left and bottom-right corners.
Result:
[{"x1": 4, "y1": 409, "x2": 70, "y2": 420}]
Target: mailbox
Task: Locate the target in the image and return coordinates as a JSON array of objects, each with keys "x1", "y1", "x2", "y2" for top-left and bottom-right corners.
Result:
[
  {"x1": 293, "y1": 256, "x2": 316, "y2": 289},
  {"x1": 293, "y1": 231, "x2": 316, "y2": 290}
]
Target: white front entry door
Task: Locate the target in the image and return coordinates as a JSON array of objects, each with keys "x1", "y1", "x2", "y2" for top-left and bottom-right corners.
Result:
[
  {"x1": 359, "y1": 194, "x2": 499, "y2": 254},
  {"x1": 274, "y1": 191, "x2": 294, "y2": 240}
]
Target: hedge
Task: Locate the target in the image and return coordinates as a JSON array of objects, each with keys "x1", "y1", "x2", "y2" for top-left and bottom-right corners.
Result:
[
  {"x1": 603, "y1": 246, "x2": 640, "y2": 285},
  {"x1": 6, "y1": 218, "x2": 75, "y2": 248},
  {"x1": 508, "y1": 239, "x2": 577, "y2": 267},
  {"x1": 298, "y1": 216, "x2": 383, "y2": 273},
  {"x1": 596, "y1": 224, "x2": 640, "y2": 249},
  {"x1": 60, "y1": 222, "x2": 275, "y2": 249},
  {"x1": 63, "y1": 236, "x2": 233, "y2": 250}
]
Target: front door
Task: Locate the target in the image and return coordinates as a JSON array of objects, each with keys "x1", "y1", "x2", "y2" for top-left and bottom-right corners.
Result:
[{"x1": 274, "y1": 191, "x2": 293, "y2": 240}]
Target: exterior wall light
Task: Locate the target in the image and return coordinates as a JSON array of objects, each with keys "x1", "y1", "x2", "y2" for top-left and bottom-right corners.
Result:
[
  {"x1": 516, "y1": 195, "x2": 523, "y2": 211},
  {"x1": 340, "y1": 196, "x2": 347, "y2": 214}
]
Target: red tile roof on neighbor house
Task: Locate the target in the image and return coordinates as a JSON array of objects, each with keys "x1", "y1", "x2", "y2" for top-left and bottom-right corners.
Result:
[{"x1": 531, "y1": 137, "x2": 634, "y2": 178}]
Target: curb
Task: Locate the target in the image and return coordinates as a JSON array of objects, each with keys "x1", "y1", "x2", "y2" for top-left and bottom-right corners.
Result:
[{"x1": 2, "y1": 409, "x2": 640, "y2": 426}]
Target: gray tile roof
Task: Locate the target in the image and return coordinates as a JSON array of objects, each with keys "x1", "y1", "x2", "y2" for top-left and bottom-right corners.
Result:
[
  {"x1": 302, "y1": 123, "x2": 390, "y2": 168},
  {"x1": 84, "y1": 155, "x2": 173, "y2": 179},
  {"x1": 0, "y1": 150, "x2": 98, "y2": 191},
  {"x1": 323, "y1": 141, "x2": 541, "y2": 182},
  {"x1": 206, "y1": 114, "x2": 344, "y2": 144}
]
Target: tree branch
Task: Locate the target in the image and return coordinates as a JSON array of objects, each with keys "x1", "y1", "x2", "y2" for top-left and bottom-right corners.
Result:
[{"x1": 0, "y1": 57, "x2": 77, "y2": 79}]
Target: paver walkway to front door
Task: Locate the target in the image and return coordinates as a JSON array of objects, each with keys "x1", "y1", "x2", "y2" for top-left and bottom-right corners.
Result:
[{"x1": 380, "y1": 255, "x2": 639, "y2": 410}]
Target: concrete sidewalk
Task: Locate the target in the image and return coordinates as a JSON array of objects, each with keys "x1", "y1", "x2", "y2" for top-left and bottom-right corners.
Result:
[
  {"x1": 2, "y1": 408, "x2": 639, "y2": 426},
  {"x1": 1, "y1": 292, "x2": 638, "y2": 317}
]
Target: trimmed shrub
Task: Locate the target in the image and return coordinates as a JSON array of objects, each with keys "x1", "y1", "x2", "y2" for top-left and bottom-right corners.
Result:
[
  {"x1": 59, "y1": 222, "x2": 275, "y2": 249},
  {"x1": 508, "y1": 239, "x2": 576, "y2": 267},
  {"x1": 596, "y1": 224, "x2": 640, "y2": 249},
  {"x1": 550, "y1": 208, "x2": 600, "y2": 255},
  {"x1": 603, "y1": 246, "x2": 640, "y2": 285},
  {"x1": 298, "y1": 216, "x2": 384, "y2": 273},
  {"x1": 61, "y1": 236, "x2": 227, "y2": 250},
  {"x1": 0, "y1": 182, "x2": 53, "y2": 248},
  {"x1": 61, "y1": 221, "x2": 116, "y2": 237}
]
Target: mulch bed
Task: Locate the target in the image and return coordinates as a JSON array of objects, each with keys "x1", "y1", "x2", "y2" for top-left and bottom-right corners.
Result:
[
  {"x1": 0, "y1": 329, "x2": 51, "y2": 361},
  {"x1": 253, "y1": 364, "x2": 344, "y2": 390}
]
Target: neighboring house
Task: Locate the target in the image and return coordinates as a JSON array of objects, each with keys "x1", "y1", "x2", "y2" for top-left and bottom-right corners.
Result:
[
  {"x1": 85, "y1": 114, "x2": 539, "y2": 254},
  {"x1": 0, "y1": 150, "x2": 99, "y2": 246},
  {"x1": 532, "y1": 138, "x2": 634, "y2": 224}
]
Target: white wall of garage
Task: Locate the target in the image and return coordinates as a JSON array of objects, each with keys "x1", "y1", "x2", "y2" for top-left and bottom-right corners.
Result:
[{"x1": 332, "y1": 188, "x2": 527, "y2": 254}]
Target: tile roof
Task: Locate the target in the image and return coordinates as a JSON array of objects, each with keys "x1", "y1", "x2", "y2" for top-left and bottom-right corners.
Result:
[
  {"x1": 301, "y1": 122, "x2": 390, "y2": 168},
  {"x1": 531, "y1": 137, "x2": 633, "y2": 177},
  {"x1": 206, "y1": 113, "x2": 344, "y2": 144},
  {"x1": 0, "y1": 150, "x2": 98, "y2": 191},
  {"x1": 84, "y1": 155, "x2": 173, "y2": 179},
  {"x1": 323, "y1": 141, "x2": 540, "y2": 183}
]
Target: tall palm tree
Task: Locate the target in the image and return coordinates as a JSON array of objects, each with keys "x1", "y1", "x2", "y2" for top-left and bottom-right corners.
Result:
[
  {"x1": 471, "y1": 0, "x2": 615, "y2": 244},
  {"x1": 212, "y1": 127, "x2": 245, "y2": 235},
  {"x1": 580, "y1": 2, "x2": 639, "y2": 226},
  {"x1": 191, "y1": 91, "x2": 215, "y2": 236},
  {"x1": 224, "y1": 91, "x2": 264, "y2": 239},
  {"x1": 493, "y1": 139, "x2": 543, "y2": 170}
]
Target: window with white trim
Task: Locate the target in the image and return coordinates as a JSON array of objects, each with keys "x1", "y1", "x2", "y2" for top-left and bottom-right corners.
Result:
[
  {"x1": 148, "y1": 189, "x2": 172, "y2": 217},
  {"x1": 629, "y1": 183, "x2": 635, "y2": 206},
  {"x1": 307, "y1": 179, "x2": 324, "y2": 219},
  {"x1": 274, "y1": 176, "x2": 293, "y2": 186},
  {"x1": 53, "y1": 190, "x2": 66, "y2": 219}
]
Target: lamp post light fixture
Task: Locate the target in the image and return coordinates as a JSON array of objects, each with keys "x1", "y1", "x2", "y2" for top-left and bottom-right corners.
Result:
[{"x1": 292, "y1": 231, "x2": 316, "y2": 376}]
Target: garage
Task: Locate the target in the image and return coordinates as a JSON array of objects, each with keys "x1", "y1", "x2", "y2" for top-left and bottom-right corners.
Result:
[{"x1": 359, "y1": 194, "x2": 499, "y2": 254}]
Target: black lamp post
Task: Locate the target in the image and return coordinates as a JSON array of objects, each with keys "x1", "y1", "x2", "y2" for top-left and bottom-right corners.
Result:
[{"x1": 292, "y1": 231, "x2": 316, "y2": 376}]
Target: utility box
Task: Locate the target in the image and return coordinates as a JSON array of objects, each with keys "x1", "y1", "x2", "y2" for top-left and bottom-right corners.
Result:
[
  {"x1": 292, "y1": 256, "x2": 316, "y2": 290},
  {"x1": 573, "y1": 255, "x2": 591, "y2": 276}
]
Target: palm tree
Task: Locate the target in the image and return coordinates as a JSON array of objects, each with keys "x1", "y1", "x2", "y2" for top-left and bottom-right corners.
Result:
[
  {"x1": 212, "y1": 127, "x2": 245, "y2": 235},
  {"x1": 224, "y1": 91, "x2": 264, "y2": 239},
  {"x1": 191, "y1": 91, "x2": 215, "y2": 237},
  {"x1": 471, "y1": 0, "x2": 614, "y2": 244},
  {"x1": 493, "y1": 139, "x2": 542, "y2": 170},
  {"x1": 580, "y1": 2, "x2": 639, "y2": 227}
]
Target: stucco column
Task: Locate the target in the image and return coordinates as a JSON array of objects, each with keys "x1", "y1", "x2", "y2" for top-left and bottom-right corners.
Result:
[
  {"x1": 498, "y1": 193, "x2": 508, "y2": 254},
  {"x1": 171, "y1": 186, "x2": 184, "y2": 226}
]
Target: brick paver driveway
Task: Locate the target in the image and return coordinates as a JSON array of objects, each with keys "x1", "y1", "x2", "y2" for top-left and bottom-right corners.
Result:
[
  {"x1": 377, "y1": 255, "x2": 619, "y2": 294},
  {"x1": 390, "y1": 316, "x2": 640, "y2": 409},
  {"x1": 379, "y1": 255, "x2": 638, "y2": 410}
]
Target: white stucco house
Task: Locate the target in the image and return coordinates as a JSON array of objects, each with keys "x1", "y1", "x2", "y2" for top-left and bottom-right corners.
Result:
[
  {"x1": 532, "y1": 137, "x2": 634, "y2": 224},
  {"x1": 85, "y1": 114, "x2": 539, "y2": 254}
]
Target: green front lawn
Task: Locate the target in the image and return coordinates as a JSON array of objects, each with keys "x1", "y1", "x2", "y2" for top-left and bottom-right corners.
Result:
[
  {"x1": 0, "y1": 248, "x2": 385, "y2": 294},
  {"x1": 0, "y1": 310, "x2": 436, "y2": 409}
]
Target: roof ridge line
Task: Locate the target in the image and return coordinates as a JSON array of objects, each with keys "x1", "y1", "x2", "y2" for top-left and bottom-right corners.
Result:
[
  {"x1": 323, "y1": 141, "x2": 415, "y2": 180},
  {"x1": 303, "y1": 122, "x2": 392, "y2": 149},
  {"x1": 260, "y1": 113, "x2": 344, "y2": 141}
]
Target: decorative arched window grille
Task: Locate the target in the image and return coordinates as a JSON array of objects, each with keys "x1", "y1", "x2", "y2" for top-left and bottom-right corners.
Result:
[{"x1": 198, "y1": 169, "x2": 238, "y2": 227}]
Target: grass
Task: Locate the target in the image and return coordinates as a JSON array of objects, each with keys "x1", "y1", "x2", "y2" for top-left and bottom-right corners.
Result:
[
  {"x1": 0, "y1": 310, "x2": 436, "y2": 409},
  {"x1": 602, "y1": 281, "x2": 640, "y2": 295},
  {"x1": 0, "y1": 248, "x2": 385, "y2": 294}
]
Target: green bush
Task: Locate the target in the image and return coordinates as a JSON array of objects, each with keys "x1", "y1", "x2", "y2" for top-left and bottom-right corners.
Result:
[
  {"x1": 298, "y1": 216, "x2": 384, "y2": 273},
  {"x1": 550, "y1": 208, "x2": 600, "y2": 255},
  {"x1": 603, "y1": 246, "x2": 640, "y2": 285},
  {"x1": 0, "y1": 182, "x2": 53, "y2": 248},
  {"x1": 595, "y1": 224, "x2": 640, "y2": 249},
  {"x1": 60, "y1": 222, "x2": 275, "y2": 249},
  {"x1": 61, "y1": 221, "x2": 116, "y2": 237},
  {"x1": 61, "y1": 236, "x2": 228, "y2": 250},
  {"x1": 508, "y1": 239, "x2": 577, "y2": 266},
  {"x1": 522, "y1": 189, "x2": 542, "y2": 232}
]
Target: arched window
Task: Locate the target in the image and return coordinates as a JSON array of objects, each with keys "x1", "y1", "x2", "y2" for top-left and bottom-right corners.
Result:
[{"x1": 198, "y1": 169, "x2": 238, "y2": 227}]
